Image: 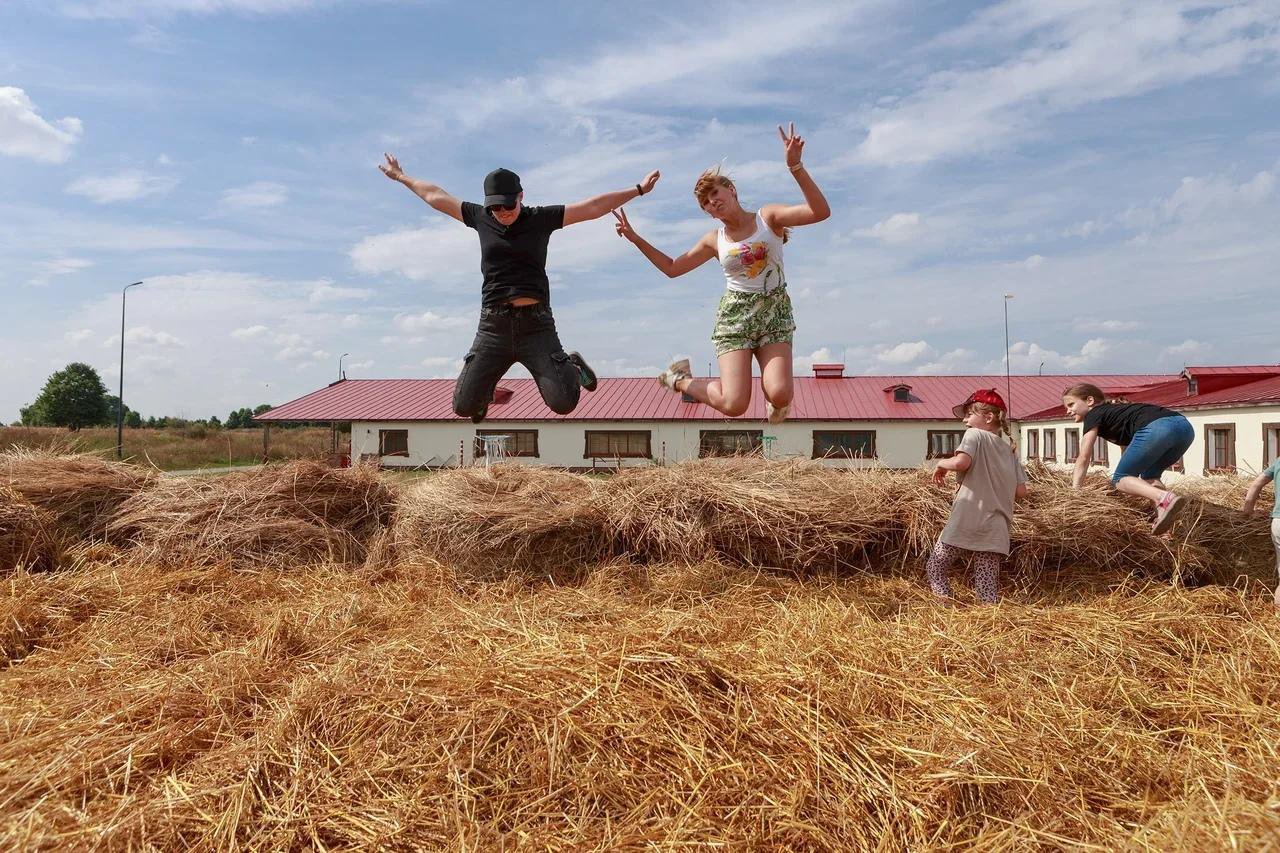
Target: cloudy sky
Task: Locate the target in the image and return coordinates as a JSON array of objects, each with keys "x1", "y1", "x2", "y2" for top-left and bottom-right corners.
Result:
[{"x1": 2, "y1": 0, "x2": 1278, "y2": 422}]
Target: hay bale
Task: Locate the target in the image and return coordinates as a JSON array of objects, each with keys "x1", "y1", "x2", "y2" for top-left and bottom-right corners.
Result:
[
  {"x1": 386, "y1": 465, "x2": 608, "y2": 582},
  {"x1": 0, "y1": 487, "x2": 59, "y2": 572},
  {"x1": 0, "y1": 450, "x2": 154, "y2": 542},
  {"x1": 601, "y1": 457, "x2": 907, "y2": 570},
  {"x1": 107, "y1": 461, "x2": 395, "y2": 569}
]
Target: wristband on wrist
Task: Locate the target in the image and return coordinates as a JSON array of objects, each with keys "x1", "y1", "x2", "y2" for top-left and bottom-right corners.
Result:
[
  {"x1": 636, "y1": 183, "x2": 644, "y2": 196},
  {"x1": 789, "y1": 162, "x2": 804, "y2": 173}
]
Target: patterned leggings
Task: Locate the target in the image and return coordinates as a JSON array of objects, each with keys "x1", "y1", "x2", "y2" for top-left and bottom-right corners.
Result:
[{"x1": 926, "y1": 541, "x2": 1002, "y2": 603}]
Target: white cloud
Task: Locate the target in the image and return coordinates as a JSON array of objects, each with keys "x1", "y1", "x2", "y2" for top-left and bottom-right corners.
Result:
[
  {"x1": 221, "y1": 180, "x2": 288, "y2": 208},
  {"x1": 104, "y1": 325, "x2": 184, "y2": 348},
  {"x1": 854, "y1": 2, "x2": 1280, "y2": 165},
  {"x1": 351, "y1": 222, "x2": 478, "y2": 284},
  {"x1": 1023, "y1": 254, "x2": 1045, "y2": 269},
  {"x1": 28, "y1": 257, "x2": 93, "y2": 286},
  {"x1": 915, "y1": 348, "x2": 980, "y2": 374},
  {"x1": 866, "y1": 212, "x2": 923, "y2": 244},
  {"x1": 999, "y1": 338, "x2": 1112, "y2": 373},
  {"x1": 420, "y1": 355, "x2": 464, "y2": 377},
  {"x1": 64, "y1": 329, "x2": 94, "y2": 345},
  {"x1": 230, "y1": 324, "x2": 268, "y2": 340},
  {"x1": 1074, "y1": 318, "x2": 1141, "y2": 333},
  {"x1": 0, "y1": 86, "x2": 83, "y2": 163},
  {"x1": 56, "y1": 0, "x2": 338, "y2": 18},
  {"x1": 1159, "y1": 339, "x2": 1212, "y2": 364},
  {"x1": 394, "y1": 311, "x2": 470, "y2": 331},
  {"x1": 66, "y1": 169, "x2": 178, "y2": 203},
  {"x1": 309, "y1": 282, "x2": 373, "y2": 303},
  {"x1": 877, "y1": 340, "x2": 936, "y2": 365}
]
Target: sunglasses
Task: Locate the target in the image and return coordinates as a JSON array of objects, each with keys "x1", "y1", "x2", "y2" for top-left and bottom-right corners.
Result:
[{"x1": 487, "y1": 202, "x2": 518, "y2": 213}]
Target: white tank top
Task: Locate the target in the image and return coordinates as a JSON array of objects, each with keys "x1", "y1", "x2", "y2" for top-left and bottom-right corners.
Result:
[{"x1": 716, "y1": 213, "x2": 786, "y2": 294}]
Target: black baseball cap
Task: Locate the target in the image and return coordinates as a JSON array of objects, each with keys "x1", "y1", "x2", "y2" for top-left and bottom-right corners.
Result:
[{"x1": 483, "y1": 168, "x2": 522, "y2": 207}]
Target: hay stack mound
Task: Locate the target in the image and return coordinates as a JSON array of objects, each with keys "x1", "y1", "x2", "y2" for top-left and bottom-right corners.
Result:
[
  {"x1": 0, "y1": 450, "x2": 154, "y2": 543},
  {"x1": 108, "y1": 461, "x2": 395, "y2": 569},
  {"x1": 602, "y1": 457, "x2": 909, "y2": 570},
  {"x1": 387, "y1": 465, "x2": 608, "y2": 581},
  {"x1": 0, "y1": 486, "x2": 60, "y2": 572}
]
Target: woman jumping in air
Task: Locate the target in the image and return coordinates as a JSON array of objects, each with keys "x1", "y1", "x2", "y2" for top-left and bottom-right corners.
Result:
[
  {"x1": 380, "y1": 156, "x2": 660, "y2": 422},
  {"x1": 612, "y1": 123, "x2": 829, "y2": 423}
]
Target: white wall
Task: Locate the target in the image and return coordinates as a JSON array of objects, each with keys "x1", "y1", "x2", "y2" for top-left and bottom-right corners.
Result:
[
  {"x1": 1019, "y1": 405, "x2": 1280, "y2": 478},
  {"x1": 351, "y1": 419, "x2": 974, "y2": 469}
]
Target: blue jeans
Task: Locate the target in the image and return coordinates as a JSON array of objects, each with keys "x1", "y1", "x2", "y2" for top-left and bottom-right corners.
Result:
[{"x1": 1111, "y1": 415, "x2": 1194, "y2": 484}]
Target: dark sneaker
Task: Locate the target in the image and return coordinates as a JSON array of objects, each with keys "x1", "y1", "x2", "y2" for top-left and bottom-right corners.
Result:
[
  {"x1": 470, "y1": 404, "x2": 488, "y2": 424},
  {"x1": 1151, "y1": 492, "x2": 1187, "y2": 535},
  {"x1": 567, "y1": 351, "x2": 597, "y2": 392}
]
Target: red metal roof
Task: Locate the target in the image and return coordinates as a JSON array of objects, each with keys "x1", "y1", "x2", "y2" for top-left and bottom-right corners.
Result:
[
  {"x1": 259, "y1": 373, "x2": 1174, "y2": 423},
  {"x1": 1022, "y1": 371, "x2": 1280, "y2": 421},
  {"x1": 1184, "y1": 365, "x2": 1280, "y2": 376}
]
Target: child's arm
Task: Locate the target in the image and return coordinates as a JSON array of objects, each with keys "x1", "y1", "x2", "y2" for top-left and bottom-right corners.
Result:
[
  {"x1": 1242, "y1": 471, "x2": 1273, "y2": 513},
  {"x1": 932, "y1": 451, "x2": 971, "y2": 484},
  {"x1": 1072, "y1": 429, "x2": 1098, "y2": 487},
  {"x1": 1015, "y1": 483, "x2": 1028, "y2": 502}
]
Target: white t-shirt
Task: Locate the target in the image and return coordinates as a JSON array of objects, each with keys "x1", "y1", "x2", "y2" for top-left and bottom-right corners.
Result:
[{"x1": 939, "y1": 428, "x2": 1027, "y2": 555}]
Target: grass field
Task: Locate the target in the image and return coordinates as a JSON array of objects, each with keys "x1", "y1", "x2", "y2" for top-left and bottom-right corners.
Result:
[
  {"x1": 0, "y1": 426, "x2": 334, "y2": 471},
  {"x1": 1, "y1": 454, "x2": 1277, "y2": 849}
]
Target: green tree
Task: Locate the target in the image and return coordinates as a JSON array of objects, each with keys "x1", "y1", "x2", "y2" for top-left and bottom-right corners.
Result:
[
  {"x1": 125, "y1": 410, "x2": 143, "y2": 429},
  {"x1": 25, "y1": 363, "x2": 110, "y2": 430}
]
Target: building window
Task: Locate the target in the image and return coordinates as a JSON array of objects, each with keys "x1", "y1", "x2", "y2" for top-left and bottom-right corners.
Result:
[
  {"x1": 1204, "y1": 424, "x2": 1236, "y2": 473},
  {"x1": 378, "y1": 429, "x2": 408, "y2": 457},
  {"x1": 926, "y1": 430, "x2": 965, "y2": 459},
  {"x1": 1026, "y1": 429, "x2": 1040, "y2": 460},
  {"x1": 1042, "y1": 430, "x2": 1057, "y2": 462},
  {"x1": 584, "y1": 430, "x2": 651, "y2": 459},
  {"x1": 1065, "y1": 428, "x2": 1080, "y2": 463},
  {"x1": 812, "y1": 430, "x2": 876, "y2": 459},
  {"x1": 893, "y1": 386, "x2": 911, "y2": 402},
  {"x1": 1265, "y1": 423, "x2": 1280, "y2": 467},
  {"x1": 1091, "y1": 436, "x2": 1109, "y2": 465},
  {"x1": 475, "y1": 429, "x2": 539, "y2": 458},
  {"x1": 699, "y1": 430, "x2": 764, "y2": 457}
]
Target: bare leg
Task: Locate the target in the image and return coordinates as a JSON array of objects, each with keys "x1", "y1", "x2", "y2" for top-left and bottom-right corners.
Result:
[
  {"x1": 676, "y1": 349, "x2": 754, "y2": 417},
  {"x1": 755, "y1": 342, "x2": 794, "y2": 408},
  {"x1": 1114, "y1": 475, "x2": 1171, "y2": 505}
]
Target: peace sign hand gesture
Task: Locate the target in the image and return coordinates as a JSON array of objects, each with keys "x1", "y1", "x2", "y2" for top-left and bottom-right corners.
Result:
[
  {"x1": 778, "y1": 122, "x2": 805, "y2": 168},
  {"x1": 612, "y1": 207, "x2": 637, "y2": 242},
  {"x1": 379, "y1": 153, "x2": 405, "y2": 182}
]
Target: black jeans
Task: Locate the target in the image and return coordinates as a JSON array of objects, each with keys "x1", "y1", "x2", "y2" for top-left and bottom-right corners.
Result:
[{"x1": 452, "y1": 303, "x2": 580, "y2": 418}]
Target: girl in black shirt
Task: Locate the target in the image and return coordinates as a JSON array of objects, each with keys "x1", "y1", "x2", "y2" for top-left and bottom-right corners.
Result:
[{"x1": 1063, "y1": 382, "x2": 1194, "y2": 534}]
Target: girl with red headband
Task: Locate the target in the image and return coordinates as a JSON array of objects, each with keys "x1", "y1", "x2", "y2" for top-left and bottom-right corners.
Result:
[{"x1": 928, "y1": 389, "x2": 1028, "y2": 603}]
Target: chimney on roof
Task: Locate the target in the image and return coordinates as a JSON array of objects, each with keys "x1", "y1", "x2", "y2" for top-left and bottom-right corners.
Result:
[
  {"x1": 813, "y1": 363, "x2": 844, "y2": 379},
  {"x1": 492, "y1": 386, "x2": 514, "y2": 404}
]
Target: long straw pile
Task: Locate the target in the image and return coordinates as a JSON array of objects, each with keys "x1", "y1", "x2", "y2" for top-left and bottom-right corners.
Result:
[
  {"x1": 0, "y1": 487, "x2": 59, "y2": 573},
  {"x1": 0, "y1": 449, "x2": 154, "y2": 542},
  {"x1": 107, "y1": 461, "x2": 395, "y2": 568},
  {"x1": 384, "y1": 465, "x2": 609, "y2": 581}
]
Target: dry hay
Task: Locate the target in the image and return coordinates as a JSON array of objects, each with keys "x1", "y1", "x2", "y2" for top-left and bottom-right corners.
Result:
[
  {"x1": 106, "y1": 461, "x2": 395, "y2": 569},
  {"x1": 384, "y1": 464, "x2": 609, "y2": 582},
  {"x1": 0, "y1": 487, "x2": 60, "y2": 573},
  {"x1": 1, "y1": 557, "x2": 1278, "y2": 849},
  {"x1": 0, "y1": 449, "x2": 154, "y2": 543},
  {"x1": 601, "y1": 457, "x2": 908, "y2": 570}
]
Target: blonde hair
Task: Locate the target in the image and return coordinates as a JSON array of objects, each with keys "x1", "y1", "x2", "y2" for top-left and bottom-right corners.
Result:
[
  {"x1": 693, "y1": 166, "x2": 790, "y2": 243},
  {"x1": 966, "y1": 401, "x2": 1017, "y2": 453}
]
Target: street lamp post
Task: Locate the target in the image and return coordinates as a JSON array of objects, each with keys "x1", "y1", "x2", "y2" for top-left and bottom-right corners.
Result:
[
  {"x1": 338, "y1": 352, "x2": 350, "y2": 381},
  {"x1": 1003, "y1": 293, "x2": 1014, "y2": 415},
  {"x1": 117, "y1": 281, "x2": 143, "y2": 460}
]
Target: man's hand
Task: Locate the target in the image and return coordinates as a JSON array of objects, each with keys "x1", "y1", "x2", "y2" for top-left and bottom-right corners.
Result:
[
  {"x1": 379, "y1": 153, "x2": 405, "y2": 182},
  {"x1": 932, "y1": 465, "x2": 948, "y2": 486},
  {"x1": 640, "y1": 170, "x2": 660, "y2": 194}
]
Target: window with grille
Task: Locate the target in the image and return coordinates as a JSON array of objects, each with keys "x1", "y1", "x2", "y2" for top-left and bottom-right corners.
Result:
[
  {"x1": 1042, "y1": 430, "x2": 1057, "y2": 462},
  {"x1": 1265, "y1": 424, "x2": 1280, "y2": 467},
  {"x1": 379, "y1": 429, "x2": 408, "y2": 457},
  {"x1": 926, "y1": 430, "x2": 965, "y2": 459},
  {"x1": 474, "y1": 429, "x2": 539, "y2": 458},
  {"x1": 812, "y1": 430, "x2": 876, "y2": 459},
  {"x1": 1026, "y1": 429, "x2": 1040, "y2": 460},
  {"x1": 1091, "y1": 436, "x2": 1109, "y2": 465},
  {"x1": 1065, "y1": 428, "x2": 1080, "y2": 462},
  {"x1": 584, "y1": 430, "x2": 651, "y2": 459},
  {"x1": 699, "y1": 430, "x2": 764, "y2": 457},
  {"x1": 1204, "y1": 424, "x2": 1236, "y2": 472}
]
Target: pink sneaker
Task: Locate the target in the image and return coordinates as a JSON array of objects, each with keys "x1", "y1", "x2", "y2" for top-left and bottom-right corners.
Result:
[{"x1": 1151, "y1": 491, "x2": 1187, "y2": 535}]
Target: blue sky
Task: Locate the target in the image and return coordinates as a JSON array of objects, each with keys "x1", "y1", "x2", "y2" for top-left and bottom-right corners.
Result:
[{"x1": 2, "y1": 0, "x2": 1278, "y2": 422}]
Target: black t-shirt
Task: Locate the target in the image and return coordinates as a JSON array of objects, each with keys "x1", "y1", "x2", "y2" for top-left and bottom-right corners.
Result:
[
  {"x1": 1082, "y1": 402, "x2": 1179, "y2": 446},
  {"x1": 460, "y1": 201, "x2": 565, "y2": 307}
]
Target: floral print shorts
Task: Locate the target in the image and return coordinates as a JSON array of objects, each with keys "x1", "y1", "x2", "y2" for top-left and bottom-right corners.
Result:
[{"x1": 710, "y1": 285, "x2": 796, "y2": 356}]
